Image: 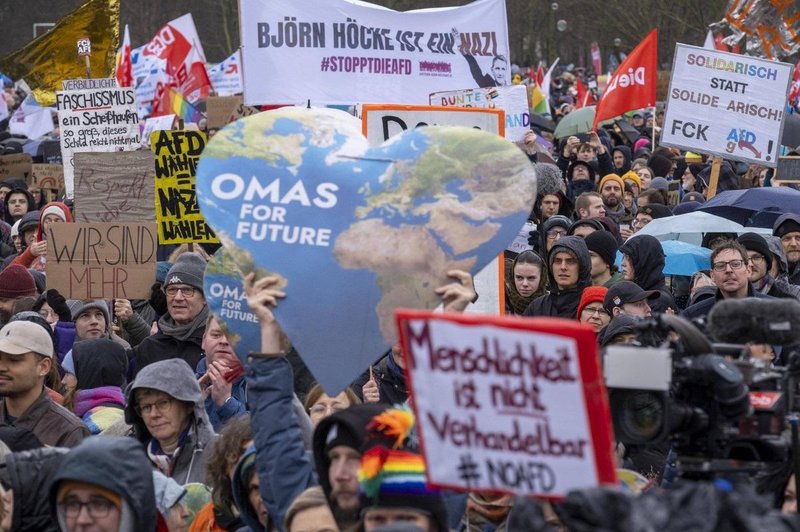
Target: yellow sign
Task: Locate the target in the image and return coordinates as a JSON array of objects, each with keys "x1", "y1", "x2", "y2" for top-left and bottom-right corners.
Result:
[{"x1": 150, "y1": 129, "x2": 218, "y2": 245}]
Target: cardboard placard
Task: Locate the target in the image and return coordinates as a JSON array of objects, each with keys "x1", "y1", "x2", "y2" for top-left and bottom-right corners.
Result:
[
  {"x1": 229, "y1": 101, "x2": 259, "y2": 123},
  {"x1": 207, "y1": 95, "x2": 242, "y2": 130},
  {"x1": 46, "y1": 222, "x2": 157, "y2": 299},
  {"x1": 775, "y1": 156, "x2": 800, "y2": 183},
  {"x1": 0, "y1": 153, "x2": 33, "y2": 180},
  {"x1": 30, "y1": 163, "x2": 64, "y2": 193},
  {"x1": 660, "y1": 43, "x2": 793, "y2": 167},
  {"x1": 73, "y1": 151, "x2": 156, "y2": 223},
  {"x1": 397, "y1": 311, "x2": 617, "y2": 497},
  {"x1": 151, "y1": 129, "x2": 218, "y2": 244}
]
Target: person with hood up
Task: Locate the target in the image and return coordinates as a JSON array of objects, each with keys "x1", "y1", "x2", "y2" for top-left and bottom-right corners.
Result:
[
  {"x1": 765, "y1": 235, "x2": 800, "y2": 298},
  {"x1": 11, "y1": 201, "x2": 72, "y2": 272},
  {"x1": 611, "y1": 145, "x2": 632, "y2": 176},
  {"x1": 738, "y1": 232, "x2": 800, "y2": 300},
  {"x1": 231, "y1": 444, "x2": 271, "y2": 531},
  {"x1": 1, "y1": 210, "x2": 38, "y2": 269},
  {"x1": 50, "y1": 436, "x2": 157, "y2": 532},
  {"x1": 153, "y1": 471, "x2": 190, "y2": 532},
  {"x1": 565, "y1": 160, "x2": 596, "y2": 202},
  {"x1": 523, "y1": 235, "x2": 592, "y2": 318},
  {"x1": 504, "y1": 250, "x2": 547, "y2": 315},
  {"x1": 773, "y1": 213, "x2": 800, "y2": 285},
  {"x1": 619, "y1": 235, "x2": 677, "y2": 314},
  {"x1": 63, "y1": 338, "x2": 127, "y2": 434},
  {"x1": 1, "y1": 187, "x2": 34, "y2": 226},
  {"x1": 530, "y1": 214, "x2": 571, "y2": 259},
  {"x1": 697, "y1": 160, "x2": 739, "y2": 195},
  {"x1": 0, "y1": 446, "x2": 68, "y2": 532},
  {"x1": 125, "y1": 358, "x2": 217, "y2": 485}
]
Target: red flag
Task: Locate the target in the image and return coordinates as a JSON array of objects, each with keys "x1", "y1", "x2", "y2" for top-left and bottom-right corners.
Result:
[
  {"x1": 536, "y1": 64, "x2": 544, "y2": 87},
  {"x1": 789, "y1": 60, "x2": 800, "y2": 103},
  {"x1": 115, "y1": 25, "x2": 133, "y2": 88},
  {"x1": 574, "y1": 79, "x2": 595, "y2": 108},
  {"x1": 593, "y1": 29, "x2": 657, "y2": 130}
]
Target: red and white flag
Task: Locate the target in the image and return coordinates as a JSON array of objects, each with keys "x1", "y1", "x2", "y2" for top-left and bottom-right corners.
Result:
[
  {"x1": 115, "y1": 24, "x2": 133, "y2": 88},
  {"x1": 593, "y1": 29, "x2": 657, "y2": 130}
]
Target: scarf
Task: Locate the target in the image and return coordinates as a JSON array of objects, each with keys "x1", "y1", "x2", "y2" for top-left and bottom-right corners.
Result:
[
  {"x1": 158, "y1": 305, "x2": 209, "y2": 342},
  {"x1": 74, "y1": 386, "x2": 126, "y2": 417},
  {"x1": 147, "y1": 425, "x2": 192, "y2": 477}
]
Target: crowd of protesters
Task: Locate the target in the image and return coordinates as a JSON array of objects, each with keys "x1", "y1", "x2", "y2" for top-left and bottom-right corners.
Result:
[{"x1": 2, "y1": 45, "x2": 800, "y2": 532}]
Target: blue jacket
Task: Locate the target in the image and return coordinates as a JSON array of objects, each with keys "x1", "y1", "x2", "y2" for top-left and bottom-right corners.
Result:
[
  {"x1": 195, "y1": 356, "x2": 248, "y2": 431},
  {"x1": 246, "y1": 356, "x2": 316, "y2": 531}
]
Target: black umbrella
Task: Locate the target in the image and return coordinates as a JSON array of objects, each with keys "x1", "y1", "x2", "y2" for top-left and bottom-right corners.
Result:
[
  {"x1": 614, "y1": 119, "x2": 642, "y2": 144},
  {"x1": 529, "y1": 112, "x2": 556, "y2": 133},
  {"x1": 698, "y1": 187, "x2": 800, "y2": 227}
]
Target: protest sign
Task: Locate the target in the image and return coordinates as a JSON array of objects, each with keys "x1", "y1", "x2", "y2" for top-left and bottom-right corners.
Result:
[
  {"x1": 204, "y1": 248, "x2": 263, "y2": 358},
  {"x1": 0, "y1": 153, "x2": 32, "y2": 180},
  {"x1": 207, "y1": 95, "x2": 242, "y2": 129},
  {"x1": 397, "y1": 311, "x2": 617, "y2": 497},
  {"x1": 31, "y1": 163, "x2": 64, "y2": 196},
  {"x1": 361, "y1": 104, "x2": 504, "y2": 145},
  {"x1": 46, "y1": 222, "x2": 157, "y2": 299},
  {"x1": 429, "y1": 84, "x2": 530, "y2": 141},
  {"x1": 229, "y1": 100, "x2": 260, "y2": 123},
  {"x1": 196, "y1": 106, "x2": 537, "y2": 393},
  {"x1": 140, "y1": 114, "x2": 176, "y2": 147},
  {"x1": 660, "y1": 44, "x2": 793, "y2": 167},
  {"x1": 73, "y1": 152, "x2": 156, "y2": 223},
  {"x1": 207, "y1": 50, "x2": 243, "y2": 96},
  {"x1": 151, "y1": 129, "x2": 218, "y2": 245},
  {"x1": 239, "y1": 0, "x2": 509, "y2": 106},
  {"x1": 775, "y1": 156, "x2": 800, "y2": 183},
  {"x1": 56, "y1": 86, "x2": 140, "y2": 197}
]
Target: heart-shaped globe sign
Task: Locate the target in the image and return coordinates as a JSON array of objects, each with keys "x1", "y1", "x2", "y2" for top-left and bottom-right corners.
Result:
[{"x1": 196, "y1": 106, "x2": 536, "y2": 394}]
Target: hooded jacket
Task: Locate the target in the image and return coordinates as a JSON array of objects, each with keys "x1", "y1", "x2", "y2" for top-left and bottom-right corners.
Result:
[
  {"x1": 523, "y1": 236, "x2": 592, "y2": 318},
  {"x1": 765, "y1": 235, "x2": 800, "y2": 297},
  {"x1": 12, "y1": 201, "x2": 73, "y2": 270},
  {"x1": 125, "y1": 358, "x2": 216, "y2": 485},
  {"x1": 2, "y1": 447, "x2": 68, "y2": 532},
  {"x1": 49, "y1": 436, "x2": 157, "y2": 531},
  {"x1": 773, "y1": 213, "x2": 800, "y2": 285},
  {"x1": 611, "y1": 146, "x2": 632, "y2": 176},
  {"x1": 232, "y1": 445, "x2": 269, "y2": 531},
  {"x1": 566, "y1": 160, "x2": 597, "y2": 202},
  {"x1": 620, "y1": 235, "x2": 677, "y2": 313},
  {"x1": 72, "y1": 338, "x2": 127, "y2": 434},
  {"x1": 2, "y1": 187, "x2": 34, "y2": 225}
]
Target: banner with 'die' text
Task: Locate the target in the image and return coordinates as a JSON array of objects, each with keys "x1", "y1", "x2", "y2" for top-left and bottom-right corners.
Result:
[{"x1": 240, "y1": 0, "x2": 510, "y2": 105}]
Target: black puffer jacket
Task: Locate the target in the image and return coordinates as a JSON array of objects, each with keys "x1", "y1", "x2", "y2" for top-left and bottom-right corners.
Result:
[
  {"x1": 620, "y1": 235, "x2": 677, "y2": 313},
  {"x1": 2, "y1": 447, "x2": 68, "y2": 532},
  {"x1": 523, "y1": 236, "x2": 592, "y2": 318}
]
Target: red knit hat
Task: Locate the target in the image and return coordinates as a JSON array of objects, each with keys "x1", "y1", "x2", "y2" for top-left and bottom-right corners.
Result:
[
  {"x1": 0, "y1": 265, "x2": 37, "y2": 299},
  {"x1": 576, "y1": 286, "x2": 608, "y2": 319}
]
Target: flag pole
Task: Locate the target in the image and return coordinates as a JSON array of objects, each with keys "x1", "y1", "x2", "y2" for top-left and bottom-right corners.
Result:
[{"x1": 651, "y1": 106, "x2": 656, "y2": 147}]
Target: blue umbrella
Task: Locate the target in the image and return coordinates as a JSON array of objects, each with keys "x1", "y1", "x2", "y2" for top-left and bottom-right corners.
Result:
[
  {"x1": 616, "y1": 240, "x2": 710, "y2": 276},
  {"x1": 698, "y1": 187, "x2": 800, "y2": 228}
]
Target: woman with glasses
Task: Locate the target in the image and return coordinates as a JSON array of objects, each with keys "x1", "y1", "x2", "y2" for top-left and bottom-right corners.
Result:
[
  {"x1": 576, "y1": 286, "x2": 610, "y2": 332},
  {"x1": 125, "y1": 358, "x2": 217, "y2": 485},
  {"x1": 50, "y1": 436, "x2": 157, "y2": 532},
  {"x1": 303, "y1": 383, "x2": 360, "y2": 427}
]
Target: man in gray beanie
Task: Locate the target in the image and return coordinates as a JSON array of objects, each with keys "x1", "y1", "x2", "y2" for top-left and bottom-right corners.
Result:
[{"x1": 128, "y1": 252, "x2": 210, "y2": 377}]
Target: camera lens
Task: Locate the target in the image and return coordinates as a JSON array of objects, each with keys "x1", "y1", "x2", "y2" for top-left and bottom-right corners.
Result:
[{"x1": 618, "y1": 391, "x2": 665, "y2": 442}]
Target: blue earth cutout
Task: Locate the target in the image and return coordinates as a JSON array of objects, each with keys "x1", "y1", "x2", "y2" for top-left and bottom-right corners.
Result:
[{"x1": 196, "y1": 106, "x2": 537, "y2": 394}]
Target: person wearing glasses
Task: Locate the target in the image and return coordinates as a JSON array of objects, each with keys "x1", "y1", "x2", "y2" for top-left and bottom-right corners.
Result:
[
  {"x1": 50, "y1": 436, "x2": 157, "y2": 532},
  {"x1": 738, "y1": 232, "x2": 800, "y2": 300},
  {"x1": 125, "y1": 357, "x2": 216, "y2": 485},
  {"x1": 576, "y1": 286, "x2": 610, "y2": 332},
  {"x1": 128, "y1": 252, "x2": 210, "y2": 377},
  {"x1": 683, "y1": 240, "x2": 774, "y2": 321}
]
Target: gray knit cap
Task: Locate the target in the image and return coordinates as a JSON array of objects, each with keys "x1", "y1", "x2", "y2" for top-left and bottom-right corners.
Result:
[{"x1": 164, "y1": 252, "x2": 206, "y2": 291}]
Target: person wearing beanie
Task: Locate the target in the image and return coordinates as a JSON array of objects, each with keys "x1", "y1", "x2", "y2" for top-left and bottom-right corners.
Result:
[
  {"x1": 682, "y1": 191, "x2": 706, "y2": 204},
  {"x1": 129, "y1": 251, "x2": 210, "y2": 376},
  {"x1": 0, "y1": 264, "x2": 37, "y2": 323},
  {"x1": 524, "y1": 235, "x2": 592, "y2": 318},
  {"x1": 576, "y1": 286, "x2": 610, "y2": 331},
  {"x1": 598, "y1": 174, "x2": 626, "y2": 224},
  {"x1": 568, "y1": 218, "x2": 603, "y2": 239},
  {"x1": 599, "y1": 314, "x2": 641, "y2": 347},
  {"x1": 50, "y1": 436, "x2": 157, "y2": 532},
  {"x1": 357, "y1": 406, "x2": 448, "y2": 532},
  {"x1": 620, "y1": 235, "x2": 677, "y2": 313},
  {"x1": 737, "y1": 232, "x2": 797, "y2": 300},
  {"x1": 632, "y1": 204, "x2": 673, "y2": 235},
  {"x1": 698, "y1": 160, "x2": 739, "y2": 195},
  {"x1": 585, "y1": 231, "x2": 622, "y2": 288},
  {"x1": 621, "y1": 170, "x2": 641, "y2": 195},
  {"x1": 530, "y1": 162, "x2": 571, "y2": 225},
  {"x1": 647, "y1": 152, "x2": 673, "y2": 179},
  {"x1": 649, "y1": 176, "x2": 669, "y2": 191},
  {"x1": 773, "y1": 213, "x2": 800, "y2": 285},
  {"x1": 11, "y1": 201, "x2": 74, "y2": 272}
]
